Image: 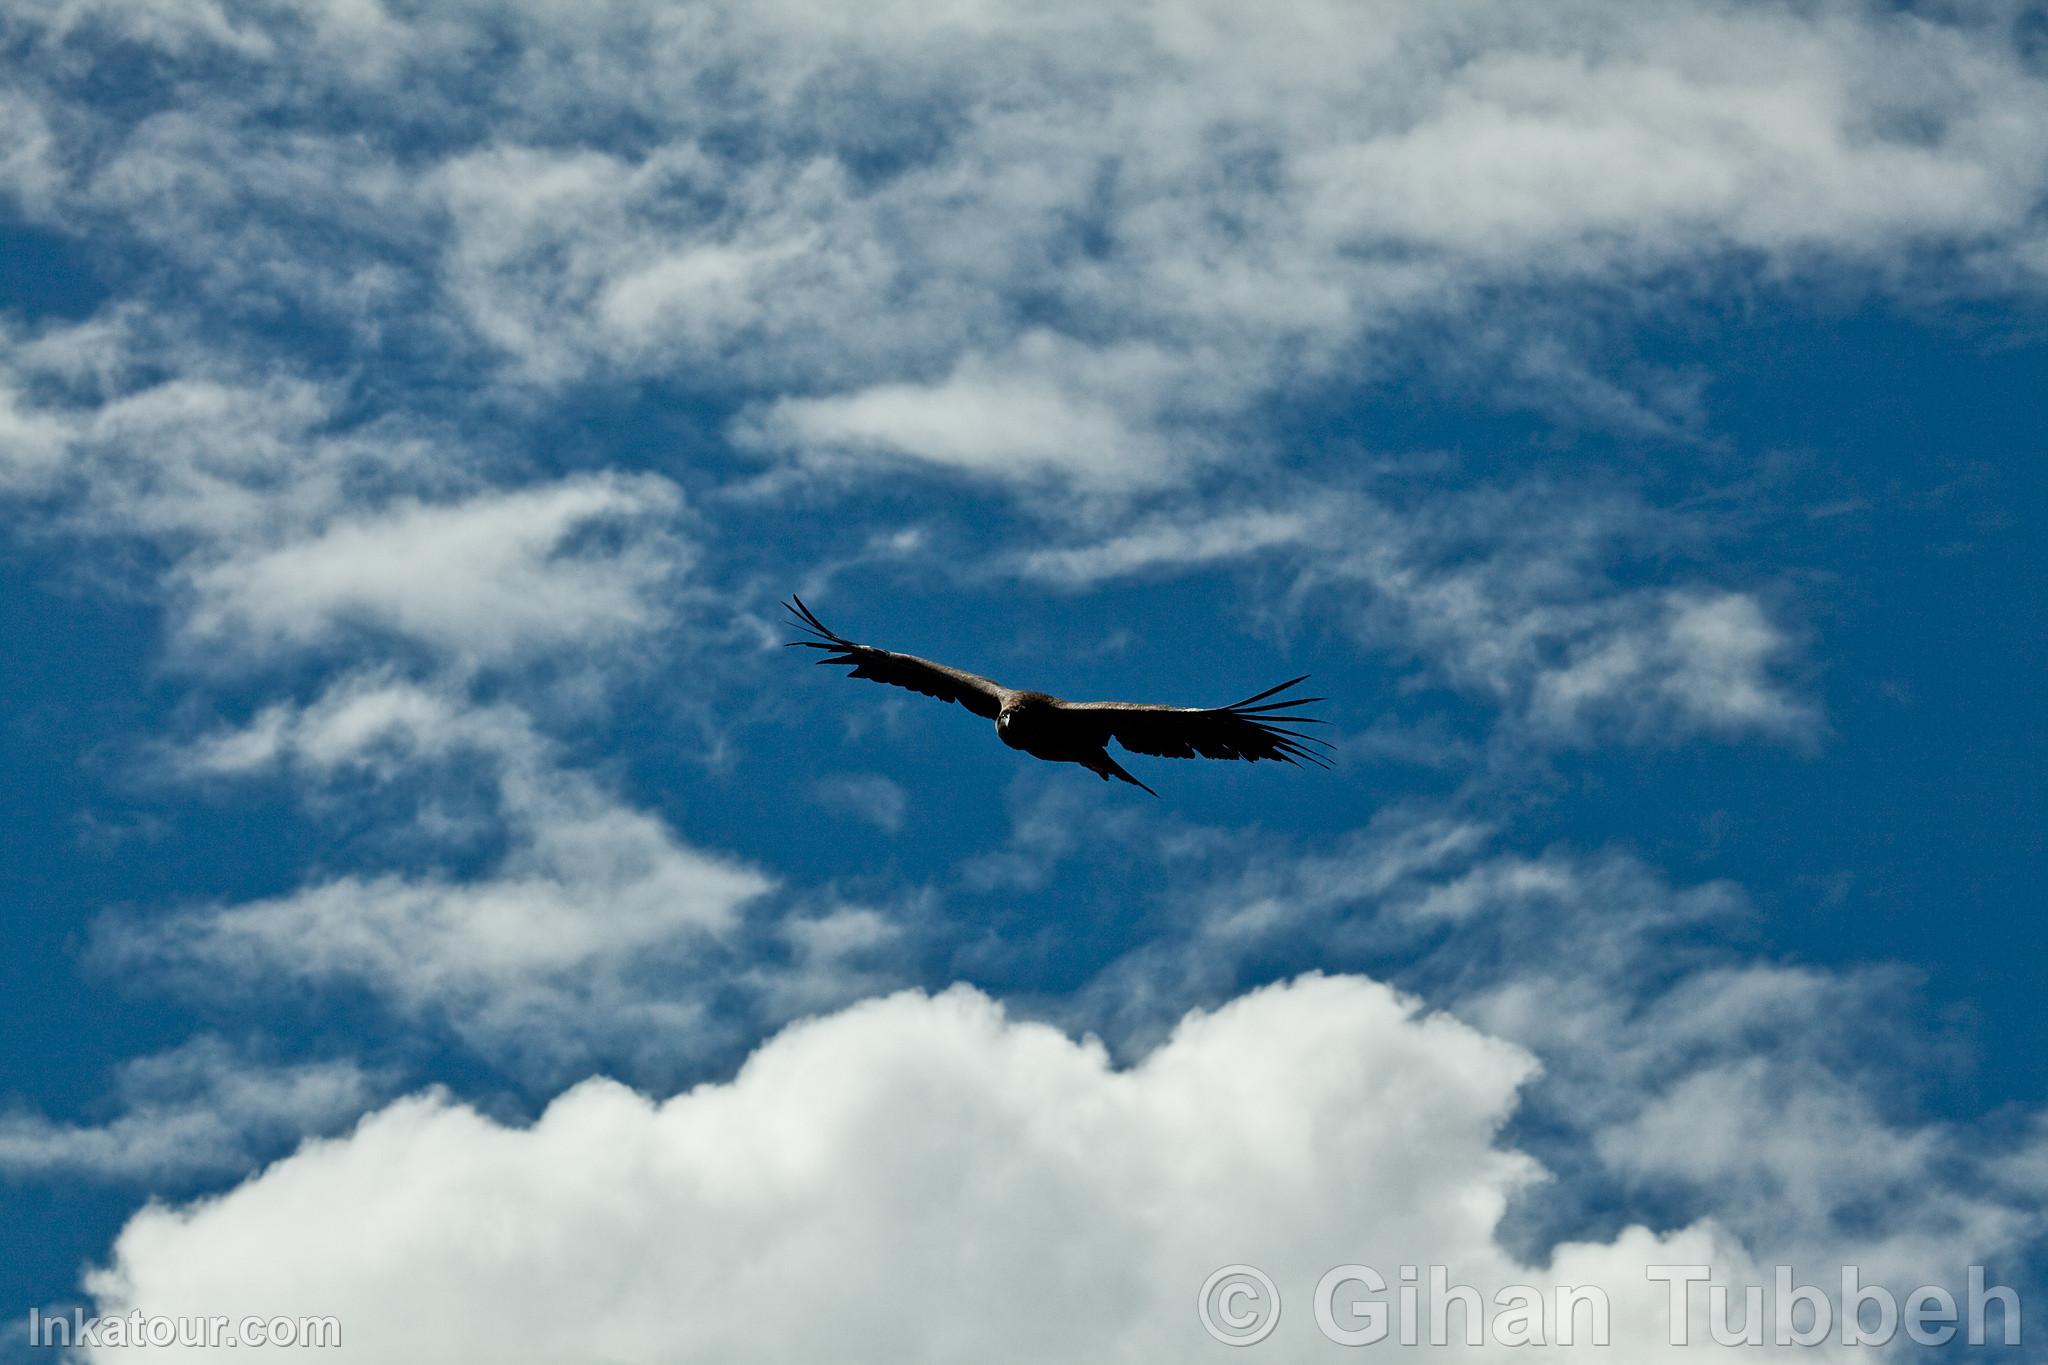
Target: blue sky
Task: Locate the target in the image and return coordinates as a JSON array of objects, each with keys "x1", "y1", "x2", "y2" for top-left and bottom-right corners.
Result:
[{"x1": 2, "y1": 1, "x2": 2046, "y2": 1359}]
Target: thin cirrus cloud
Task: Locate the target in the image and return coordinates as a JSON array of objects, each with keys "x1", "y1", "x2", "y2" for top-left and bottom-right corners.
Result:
[
  {"x1": 0, "y1": 312, "x2": 692, "y2": 671},
  {"x1": 176, "y1": 475, "x2": 688, "y2": 668},
  {"x1": 1048, "y1": 801, "x2": 2046, "y2": 1289},
  {"x1": 0, "y1": 0, "x2": 2018, "y2": 772},
  {"x1": 1016, "y1": 488, "x2": 1815, "y2": 744},
  {"x1": 5, "y1": 0, "x2": 2045, "y2": 487},
  {"x1": 106, "y1": 677, "x2": 780, "y2": 1084},
  {"x1": 810, "y1": 773, "x2": 911, "y2": 834},
  {"x1": 0, "y1": 1037, "x2": 384, "y2": 1183},
  {"x1": 113, "y1": 676, "x2": 921, "y2": 1089},
  {"x1": 0, "y1": 315, "x2": 354, "y2": 531}
]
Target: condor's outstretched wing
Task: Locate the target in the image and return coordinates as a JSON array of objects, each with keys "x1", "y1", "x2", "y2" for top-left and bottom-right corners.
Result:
[
  {"x1": 1057, "y1": 676, "x2": 1332, "y2": 767},
  {"x1": 783, "y1": 597, "x2": 1007, "y2": 720}
]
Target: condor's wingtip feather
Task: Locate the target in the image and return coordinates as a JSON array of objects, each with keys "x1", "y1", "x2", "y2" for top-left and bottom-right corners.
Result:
[
  {"x1": 1236, "y1": 695, "x2": 1326, "y2": 714},
  {"x1": 784, "y1": 596, "x2": 859, "y2": 658},
  {"x1": 1265, "y1": 733, "x2": 1334, "y2": 766},
  {"x1": 782, "y1": 595, "x2": 840, "y2": 640},
  {"x1": 1227, "y1": 674, "x2": 1312, "y2": 709}
]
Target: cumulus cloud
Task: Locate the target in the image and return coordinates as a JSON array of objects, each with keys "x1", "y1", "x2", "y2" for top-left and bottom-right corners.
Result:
[
  {"x1": 76, "y1": 975, "x2": 1821, "y2": 1363},
  {"x1": 0, "y1": 1037, "x2": 382, "y2": 1182},
  {"x1": 1061, "y1": 810, "x2": 2044, "y2": 1289}
]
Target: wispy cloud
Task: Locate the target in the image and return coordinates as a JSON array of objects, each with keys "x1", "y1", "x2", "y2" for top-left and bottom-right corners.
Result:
[
  {"x1": 8, "y1": 0, "x2": 2045, "y2": 489},
  {"x1": 810, "y1": 773, "x2": 910, "y2": 834},
  {"x1": 1059, "y1": 809, "x2": 2042, "y2": 1280},
  {"x1": 1016, "y1": 483, "x2": 1817, "y2": 745},
  {"x1": 0, "y1": 313, "x2": 694, "y2": 679},
  {"x1": 108, "y1": 677, "x2": 776, "y2": 1083},
  {"x1": 0, "y1": 1037, "x2": 383, "y2": 1182},
  {"x1": 1015, "y1": 507, "x2": 1328, "y2": 587},
  {"x1": 177, "y1": 474, "x2": 687, "y2": 669}
]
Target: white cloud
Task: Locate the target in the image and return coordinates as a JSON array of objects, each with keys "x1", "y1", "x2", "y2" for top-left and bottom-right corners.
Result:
[
  {"x1": 0, "y1": 379, "x2": 73, "y2": 490},
  {"x1": 1016, "y1": 486, "x2": 1816, "y2": 745},
  {"x1": 0, "y1": 1038, "x2": 381, "y2": 1182},
  {"x1": 1062, "y1": 813, "x2": 2045, "y2": 1293},
  {"x1": 171, "y1": 676, "x2": 529, "y2": 780},
  {"x1": 0, "y1": 312, "x2": 403, "y2": 547},
  {"x1": 121, "y1": 673, "x2": 948, "y2": 1088},
  {"x1": 22, "y1": 0, "x2": 279, "y2": 59},
  {"x1": 3, "y1": 10, "x2": 2041, "y2": 1350},
  {"x1": 956, "y1": 778, "x2": 1157, "y2": 893},
  {"x1": 1314, "y1": 492, "x2": 1817, "y2": 745},
  {"x1": 1523, "y1": 590, "x2": 1810, "y2": 739},
  {"x1": 0, "y1": 85, "x2": 60, "y2": 215},
  {"x1": 178, "y1": 474, "x2": 686, "y2": 667},
  {"x1": 738, "y1": 335, "x2": 1210, "y2": 486},
  {"x1": 77, "y1": 975, "x2": 1823, "y2": 1363},
  {"x1": 743, "y1": 904, "x2": 910, "y2": 1019},
  {"x1": 0, "y1": 314, "x2": 691, "y2": 672},
  {"x1": 111, "y1": 678, "x2": 776, "y2": 1081},
  {"x1": 1016, "y1": 506, "x2": 1326, "y2": 587},
  {"x1": 810, "y1": 772, "x2": 909, "y2": 833},
  {"x1": 10, "y1": 0, "x2": 2046, "y2": 487},
  {"x1": 0, "y1": 316, "x2": 335, "y2": 522}
]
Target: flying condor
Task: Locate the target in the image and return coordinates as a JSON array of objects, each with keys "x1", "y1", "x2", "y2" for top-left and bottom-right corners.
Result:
[{"x1": 784, "y1": 596, "x2": 1330, "y2": 796}]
